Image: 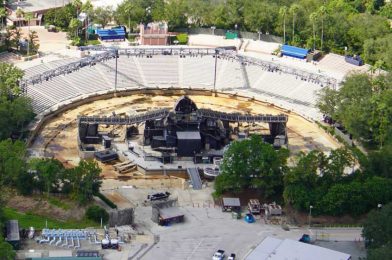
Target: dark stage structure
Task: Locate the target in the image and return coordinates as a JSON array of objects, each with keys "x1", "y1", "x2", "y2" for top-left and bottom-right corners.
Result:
[{"x1": 78, "y1": 96, "x2": 288, "y2": 163}]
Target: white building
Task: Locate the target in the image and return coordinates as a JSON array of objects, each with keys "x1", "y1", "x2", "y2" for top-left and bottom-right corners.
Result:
[{"x1": 246, "y1": 237, "x2": 351, "y2": 260}]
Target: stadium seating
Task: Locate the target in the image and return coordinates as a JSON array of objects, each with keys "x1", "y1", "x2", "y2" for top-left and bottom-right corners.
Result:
[{"x1": 23, "y1": 52, "x2": 331, "y2": 120}]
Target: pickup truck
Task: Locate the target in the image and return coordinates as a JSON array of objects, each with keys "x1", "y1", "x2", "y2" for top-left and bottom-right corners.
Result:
[{"x1": 147, "y1": 192, "x2": 170, "y2": 201}]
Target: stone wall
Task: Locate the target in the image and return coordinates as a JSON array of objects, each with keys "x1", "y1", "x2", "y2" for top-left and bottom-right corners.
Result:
[{"x1": 108, "y1": 208, "x2": 134, "y2": 227}]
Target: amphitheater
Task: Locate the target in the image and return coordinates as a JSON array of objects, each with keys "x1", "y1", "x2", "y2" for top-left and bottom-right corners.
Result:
[{"x1": 22, "y1": 36, "x2": 370, "y2": 173}]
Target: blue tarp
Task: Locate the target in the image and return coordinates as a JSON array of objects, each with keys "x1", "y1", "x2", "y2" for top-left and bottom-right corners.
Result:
[
  {"x1": 281, "y1": 45, "x2": 309, "y2": 59},
  {"x1": 96, "y1": 28, "x2": 125, "y2": 41}
]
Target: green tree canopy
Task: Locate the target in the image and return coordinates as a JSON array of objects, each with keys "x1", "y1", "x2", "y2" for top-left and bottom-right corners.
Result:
[
  {"x1": 215, "y1": 135, "x2": 289, "y2": 197},
  {"x1": 317, "y1": 72, "x2": 392, "y2": 147},
  {"x1": 363, "y1": 202, "x2": 392, "y2": 252}
]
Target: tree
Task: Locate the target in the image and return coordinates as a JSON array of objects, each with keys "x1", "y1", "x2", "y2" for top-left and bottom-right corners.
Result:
[
  {"x1": 279, "y1": 6, "x2": 288, "y2": 43},
  {"x1": 28, "y1": 158, "x2": 65, "y2": 196},
  {"x1": 367, "y1": 246, "x2": 392, "y2": 260},
  {"x1": 309, "y1": 12, "x2": 317, "y2": 51},
  {"x1": 71, "y1": 0, "x2": 82, "y2": 17},
  {"x1": 165, "y1": 0, "x2": 188, "y2": 30},
  {"x1": 186, "y1": 0, "x2": 213, "y2": 27},
  {"x1": 289, "y1": 4, "x2": 300, "y2": 43},
  {"x1": 43, "y1": 4, "x2": 77, "y2": 30},
  {"x1": 316, "y1": 86, "x2": 340, "y2": 118},
  {"x1": 92, "y1": 6, "x2": 113, "y2": 28},
  {"x1": 243, "y1": 0, "x2": 278, "y2": 34},
  {"x1": 363, "y1": 202, "x2": 392, "y2": 250},
  {"x1": 347, "y1": 13, "x2": 389, "y2": 53},
  {"x1": 0, "y1": 62, "x2": 24, "y2": 98},
  {"x1": 0, "y1": 140, "x2": 26, "y2": 187},
  {"x1": 215, "y1": 135, "x2": 288, "y2": 197},
  {"x1": 12, "y1": 27, "x2": 22, "y2": 51},
  {"x1": 28, "y1": 30, "x2": 39, "y2": 55},
  {"x1": 379, "y1": 2, "x2": 392, "y2": 19},
  {"x1": 86, "y1": 205, "x2": 109, "y2": 223},
  {"x1": 24, "y1": 12, "x2": 33, "y2": 56},
  {"x1": 283, "y1": 151, "x2": 321, "y2": 211},
  {"x1": 81, "y1": 0, "x2": 94, "y2": 16},
  {"x1": 0, "y1": 8, "x2": 6, "y2": 30},
  {"x1": 363, "y1": 34, "x2": 392, "y2": 70},
  {"x1": 115, "y1": 0, "x2": 148, "y2": 30},
  {"x1": 68, "y1": 18, "x2": 82, "y2": 39},
  {"x1": 70, "y1": 160, "x2": 102, "y2": 204},
  {"x1": 318, "y1": 6, "x2": 327, "y2": 51},
  {"x1": 0, "y1": 236, "x2": 15, "y2": 260}
]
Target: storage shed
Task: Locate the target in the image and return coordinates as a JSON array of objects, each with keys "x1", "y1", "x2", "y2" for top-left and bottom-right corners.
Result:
[
  {"x1": 5, "y1": 220, "x2": 20, "y2": 250},
  {"x1": 222, "y1": 197, "x2": 241, "y2": 212}
]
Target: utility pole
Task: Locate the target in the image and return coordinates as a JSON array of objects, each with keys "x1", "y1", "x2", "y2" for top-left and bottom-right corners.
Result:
[{"x1": 213, "y1": 49, "x2": 218, "y2": 92}]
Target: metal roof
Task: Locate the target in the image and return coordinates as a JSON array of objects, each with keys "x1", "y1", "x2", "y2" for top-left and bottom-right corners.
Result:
[
  {"x1": 246, "y1": 237, "x2": 351, "y2": 260},
  {"x1": 29, "y1": 256, "x2": 102, "y2": 260},
  {"x1": 6, "y1": 220, "x2": 20, "y2": 241},
  {"x1": 176, "y1": 131, "x2": 201, "y2": 140},
  {"x1": 7, "y1": 0, "x2": 71, "y2": 12},
  {"x1": 159, "y1": 207, "x2": 184, "y2": 220},
  {"x1": 281, "y1": 45, "x2": 309, "y2": 59},
  {"x1": 222, "y1": 197, "x2": 241, "y2": 207}
]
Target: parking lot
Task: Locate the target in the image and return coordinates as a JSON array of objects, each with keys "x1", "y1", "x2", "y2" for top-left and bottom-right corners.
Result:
[{"x1": 113, "y1": 185, "x2": 302, "y2": 260}]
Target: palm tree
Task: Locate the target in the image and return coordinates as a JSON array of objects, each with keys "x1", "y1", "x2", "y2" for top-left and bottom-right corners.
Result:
[
  {"x1": 309, "y1": 12, "x2": 317, "y2": 51},
  {"x1": 318, "y1": 6, "x2": 327, "y2": 52},
  {"x1": 0, "y1": 8, "x2": 7, "y2": 30},
  {"x1": 279, "y1": 6, "x2": 288, "y2": 44},
  {"x1": 289, "y1": 4, "x2": 300, "y2": 43},
  {"x1": 24, "y1": 12, "x2": 33, "y2": 56},
  {"x1": 71, "y1": 0, "x2": 82, "y2": 17},
  {"x1": 15, "y1": 8, "x2": 24, "y2": 28}
]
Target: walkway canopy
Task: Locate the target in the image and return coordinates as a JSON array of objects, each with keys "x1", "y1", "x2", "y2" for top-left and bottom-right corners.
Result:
[
  {"x1": 96, "y1": 28, "x2": 125, "y2": 41},
  {"x1": 281, "y1": 45, "x2": 309, "y2": 59}
]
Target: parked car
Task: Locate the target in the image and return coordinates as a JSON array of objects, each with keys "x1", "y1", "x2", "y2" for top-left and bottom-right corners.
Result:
[
  {"x1": 228, "y1": 253, "x2": 236, "y2": 260},
  {"x1": 212, "y1": 249, "x2": 225, "y2": 260},
  {"x1": 147, "y1": 192, "x2": 170, "y2": 201}
]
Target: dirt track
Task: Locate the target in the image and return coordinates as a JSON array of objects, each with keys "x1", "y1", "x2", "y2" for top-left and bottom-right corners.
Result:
[{"x1": 29, "y1": 93, "x2": 341, "y2": 180}]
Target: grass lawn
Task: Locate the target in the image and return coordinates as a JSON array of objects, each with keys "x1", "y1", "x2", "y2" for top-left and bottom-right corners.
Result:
[{"x1": 3, "y1": 207, "x2": 100, "y2": 229}]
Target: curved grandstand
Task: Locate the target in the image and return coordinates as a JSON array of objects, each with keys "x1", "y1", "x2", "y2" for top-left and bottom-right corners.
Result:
[{"x1": 21, "y1": 46, "x2": 339, "y2": 121}]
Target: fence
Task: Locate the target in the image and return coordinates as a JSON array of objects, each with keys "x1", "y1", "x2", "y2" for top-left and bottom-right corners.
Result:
[{"x1": 172, "y1": 27, "x2": 283, "y2": 43}]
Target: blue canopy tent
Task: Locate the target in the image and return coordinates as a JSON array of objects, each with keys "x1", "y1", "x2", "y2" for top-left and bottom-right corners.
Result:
[
  {"x1": 281, "y1": 45, "x2": 309, "y2": 59},
  {"x1": 96, "y1": 28, "x2": 126, "y2": 41}
]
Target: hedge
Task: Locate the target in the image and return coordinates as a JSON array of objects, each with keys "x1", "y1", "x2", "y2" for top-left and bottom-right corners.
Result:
[{"x1": 95, "y1": 192, "x2": 117, "y2": 209}]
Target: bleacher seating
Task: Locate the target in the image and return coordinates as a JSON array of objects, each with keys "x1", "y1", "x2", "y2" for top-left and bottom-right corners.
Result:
[{"x1": 24, "y1": 52, "x2": 331, "y2": 120}]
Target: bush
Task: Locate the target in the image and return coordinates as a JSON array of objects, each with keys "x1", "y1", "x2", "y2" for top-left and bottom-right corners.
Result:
[
  {"x1": 95, "y1": 192, "x2": 117, "y2": 209},
  {"x1": 86, "y1": 205, "x2": 109, "y2": 223},
  {"x1": 176, "y1": 33, "x2": 188, "y2": 44}
]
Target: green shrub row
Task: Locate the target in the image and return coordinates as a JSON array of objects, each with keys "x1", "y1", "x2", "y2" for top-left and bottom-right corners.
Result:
[{"x1": 95, "y1": 192, "x2": 117, "y2": 209}]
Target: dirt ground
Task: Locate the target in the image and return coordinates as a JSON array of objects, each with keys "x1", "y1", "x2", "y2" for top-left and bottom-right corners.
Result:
[
  {"x1": 6, "y1": 194, "x2": 86, "y2": 221},
  {"x1": 29, "y1": 93, "x2": 341, "y2": 181}
]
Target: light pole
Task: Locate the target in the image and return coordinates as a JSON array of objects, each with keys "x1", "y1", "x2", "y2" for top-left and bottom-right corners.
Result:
[
  {"x1": 308, "y1": 205, "x2": 313, "y2": 228},
  {"x1": 213, "y1": 49, "x2": 218, "y2": 92},
  {"x1": 114, "y1": 49, "x2": 118, "y2": 92},
  {"x1": 211, "y1": 26, "x2": 216, "y2": 35},
  {"x1": 257, "y1": 30, "x2": 262, "y2": 41}
]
